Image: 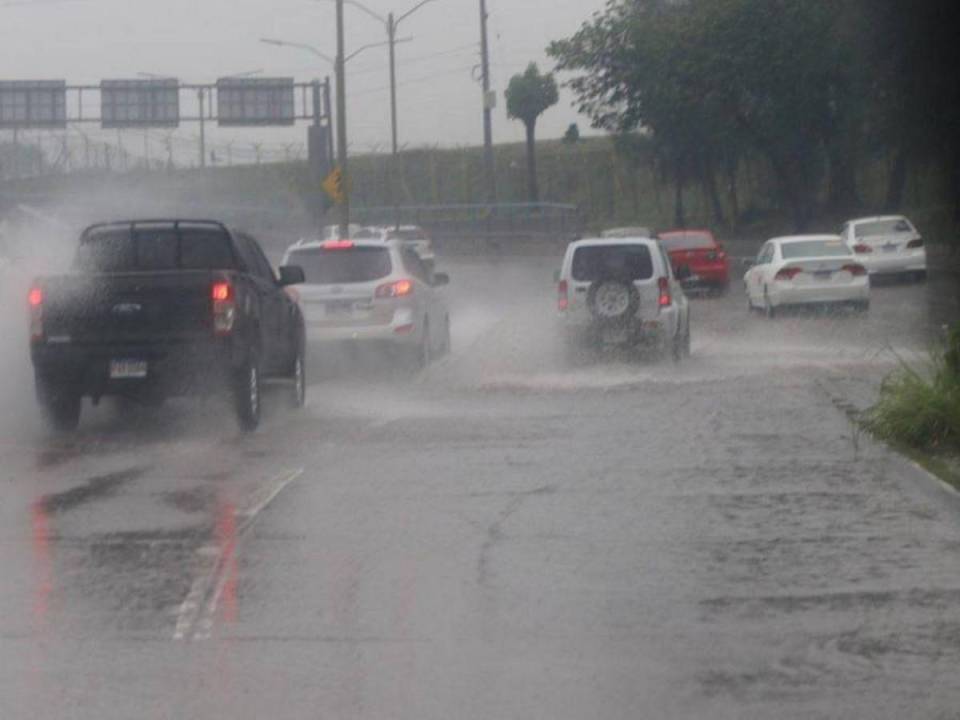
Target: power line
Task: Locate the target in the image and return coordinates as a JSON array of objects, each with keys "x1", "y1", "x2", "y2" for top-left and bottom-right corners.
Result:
[{"x1": 351, "y1": 63, "x2": 478, "y2": 97}]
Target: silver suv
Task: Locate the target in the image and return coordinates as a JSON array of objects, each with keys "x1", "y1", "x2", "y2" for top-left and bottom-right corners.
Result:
[
  {"x1": 281, "y1": 238, "x2": 450, "y2": 368},
  {"x1": 556, "y1": 237, "x2": 691, "y2": 360}
]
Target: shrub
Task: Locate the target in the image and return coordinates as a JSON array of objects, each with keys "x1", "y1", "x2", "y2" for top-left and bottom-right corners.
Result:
[{"x1": 866, "y1": 325, "x2": 960, "y2": 452}]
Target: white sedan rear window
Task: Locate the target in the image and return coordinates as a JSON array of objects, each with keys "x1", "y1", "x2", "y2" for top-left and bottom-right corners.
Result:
[{"x1": 781, "y1": 240, "x2": 851, "y2": 259}]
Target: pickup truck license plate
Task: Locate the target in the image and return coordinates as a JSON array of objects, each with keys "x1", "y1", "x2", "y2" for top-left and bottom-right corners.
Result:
[
  {"x1": 814, "y1": 270, "x2": 832, "y2": 280},
  {"x1": 110, "y1": 359, "x2": 148, "y2": 379}
]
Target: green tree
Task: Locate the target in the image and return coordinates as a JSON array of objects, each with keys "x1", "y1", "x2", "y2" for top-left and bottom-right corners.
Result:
[
  {"x1": 550, "y1": 0, "x2": 850, "y2": 230},
  {"x1": 563, "y1": 123, "x2": 581, "y2": 145},
  {"x1": 505, "y1": 63, "x2": 559, "y2": 202}
]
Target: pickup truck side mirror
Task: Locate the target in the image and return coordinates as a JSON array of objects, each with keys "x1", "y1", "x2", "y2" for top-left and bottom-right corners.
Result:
[
  {"x1": 432, "y1": 272, "x2": 450, "y2": 287},
  {"x1": 278, "y1": 265, "x2": 305, "y2": 286}
]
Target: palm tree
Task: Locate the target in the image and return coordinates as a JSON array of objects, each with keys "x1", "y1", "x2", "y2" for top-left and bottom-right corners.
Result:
[{"x1": 505, "y1": 63, "x2": 558, "y2": 202}]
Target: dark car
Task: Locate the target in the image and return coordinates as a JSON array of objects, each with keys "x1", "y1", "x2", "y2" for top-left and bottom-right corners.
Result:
[{"x1": 28, "y1": 219, "x2": 306, "y2": 432}]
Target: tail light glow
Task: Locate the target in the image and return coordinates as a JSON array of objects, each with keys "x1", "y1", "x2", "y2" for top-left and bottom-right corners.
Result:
[
  {"x1": 853, "y1": 243, "x2": 873, "y2": 254},
  {"x1": 211, "y1": 282, "x2": 232, "y2": 302},
  {"x1": 212, "y1": 281, "x2": 236, "y2": 335},
  {"x1": 907, "y1": 238, "x2": 924, "y2": 249},
  {"x1": 28, "y1": 285, "x2": 43, "y2": 342},
  {"x1": 841, "y1": 263, "x2": 867, "y2": 277},
  {"x1": 774, "y1": 267, "x2": 803, "y2": 281},
  {"x1": 658, "y1": 277, "x2": 672, "y2": 307},
  {"x1": 558, "y1": 280, "x2": 569, "y2": 311},
  {"x1": 375, "y1": 279, "x2": 414, "y2": 298},
  {"x1": 323, "y1": 240, "x2": 355, "y2": 250}
]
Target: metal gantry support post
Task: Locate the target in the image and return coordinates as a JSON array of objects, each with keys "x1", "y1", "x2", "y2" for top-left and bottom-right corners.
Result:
[
  {"x1": 198, "y1": 88, "x2": 206, "y2": 169},
  {"x1": 324, "y1": 76, "x2": 335, "y2": 167}
]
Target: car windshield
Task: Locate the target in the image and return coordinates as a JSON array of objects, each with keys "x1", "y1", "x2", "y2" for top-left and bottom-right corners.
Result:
[
  {"x1": 75, "y1": 227, "x2": 235, "y2": 272},
  {"x1": 658, "y1": 232, "x2": 715, "y2": 251},
  {"x1": 571, "y1": 244, "x2": 654, "y2": 281},
  {"x1": 287, "y1": 246, "x2": 392, "y2": 284},
  {"x1": 856, "y1": 219, "x2": 913, "y2": 236},
  {"x1": 780, "y1": 239, "x2": 852, "y2": 259}
]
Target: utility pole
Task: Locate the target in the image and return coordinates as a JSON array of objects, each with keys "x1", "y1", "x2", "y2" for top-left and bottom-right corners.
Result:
[
  {"x1": 325, "y1": 0, "x2": 436, "y2": 228},
  {"x1": 388, "y1": 11, "x2": 400, "y2": 228},
  {"x1": 335, "y1": 0, "x2": 351, "y2": 237},
  {"x1": 479, "y1": 0, "x2": 495, "y2": 204}
]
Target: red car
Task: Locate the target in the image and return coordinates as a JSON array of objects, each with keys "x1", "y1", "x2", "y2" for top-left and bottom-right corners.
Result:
[{"x1": 657, "y1": 229, "x2": 730, "y2": 293}]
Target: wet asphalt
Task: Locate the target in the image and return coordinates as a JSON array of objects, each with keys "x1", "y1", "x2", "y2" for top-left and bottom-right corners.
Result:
[{"x1": 1, "y1": 258, "x2": 959, "y2": 719}]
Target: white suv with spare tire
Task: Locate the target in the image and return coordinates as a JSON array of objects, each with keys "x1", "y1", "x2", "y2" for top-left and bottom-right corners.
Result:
[{"x1": 556, "y1": 236, "x2": 691, "y2": 360}]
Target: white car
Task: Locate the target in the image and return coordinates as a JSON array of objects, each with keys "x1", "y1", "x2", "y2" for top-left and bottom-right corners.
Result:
[
  {"x1": 601, "y1": 226, "x2": 653, "y2": 239},
  {"x1": 357, "y1": 225, "x2": 436, "y2": 267},
  {"x1": 556, "y1": 236, "x2": 691, "y2": 360},
  {"x1": 316, "y1": 223, "x2": 365, "y2": 241},
  {"x1": 840, "y1": 215, "x2": 926, "y2": 279},
  {"x1": 744, "y1": 235, "x2": 870, "y2": 317},
  {"x1": 281, "y1": 238, "x2": 450, "y2": 367}
]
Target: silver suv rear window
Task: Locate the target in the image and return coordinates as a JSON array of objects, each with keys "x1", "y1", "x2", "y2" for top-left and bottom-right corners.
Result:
[
  {"x1": 571, "y1": 244, "x2": 654, "y2": 282},
  {"x1": 288, "y1": 246, "x2": 392, "y2": 284}
]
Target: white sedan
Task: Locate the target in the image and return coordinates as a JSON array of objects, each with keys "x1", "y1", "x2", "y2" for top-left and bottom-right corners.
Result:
[
  {"x1": 744, "y1": 235, "x2": 870, "y2": 317},
  {"x1": 840, "y1": 215, "x2": 926, "y2": 280}
]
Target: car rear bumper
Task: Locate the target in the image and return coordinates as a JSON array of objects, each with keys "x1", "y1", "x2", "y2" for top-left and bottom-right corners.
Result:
[
  {"x1": 31, "y1": 338, "x2": 236, "y2": 399},
  {"x1": 681, "y1": 264, "x2": 729, "y2": 287},
  {"x1": 769, "y1": 281, "x2": 869, "y2": 307},
  {"x1": 560, "y1": 317, "x2": 668, "y2": 348},
  {"x1": 857, "y1": 249, "x2": 926, "y2": 274},
  {"x1": 304, "y1": 309, "x2": 422, "y2": 346}
]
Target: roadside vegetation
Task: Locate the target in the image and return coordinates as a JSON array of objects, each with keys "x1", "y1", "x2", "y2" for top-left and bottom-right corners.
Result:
[
  {"x1": 866, "y1": 325, "x2": 960, "y2": 479},
  {"x1": 549, "y1": 0, "x2": 960, "y2": 240}
]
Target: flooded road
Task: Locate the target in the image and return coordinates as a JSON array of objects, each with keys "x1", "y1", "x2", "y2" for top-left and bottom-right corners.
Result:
[{"x1": 1, "y1": 257, "x2": 959, "y2": 719}]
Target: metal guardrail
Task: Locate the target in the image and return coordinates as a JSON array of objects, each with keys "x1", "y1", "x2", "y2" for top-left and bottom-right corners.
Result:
[{"x1": 353, "y1": 202, "x2": 583, "y2": 241}]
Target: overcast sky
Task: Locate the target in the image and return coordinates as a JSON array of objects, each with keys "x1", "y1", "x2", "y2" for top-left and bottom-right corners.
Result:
[{"x1": 1, "y1": 0, "x2": 607, "y2": 165}]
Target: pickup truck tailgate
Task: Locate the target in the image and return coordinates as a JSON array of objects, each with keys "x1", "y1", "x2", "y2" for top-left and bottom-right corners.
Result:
[{"x1": 41, "y1": 271, "x2": 216, "y2": 345}]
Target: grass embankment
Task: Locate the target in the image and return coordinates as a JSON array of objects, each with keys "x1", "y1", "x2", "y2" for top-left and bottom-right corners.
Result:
[{"x1": 865, "y1": 325, "x2": 960, "y2": 490}]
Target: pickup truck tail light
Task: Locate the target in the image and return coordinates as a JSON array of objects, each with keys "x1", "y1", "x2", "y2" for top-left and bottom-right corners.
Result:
[
  {"x1": 558, "y1": 280, "x2": 569, "y2": 311},
  {"x1": 853, "y1": 243, "x2": 873, "y2": 254},
  {"x1": 658, "y1": 277, "x2": 672, "y2": 307},
  {"x1": 375, "y1": 279, "x2": 414, "y2": 298},
  {"x1": 212, "y1": 281, "x2": 236, "y2": 335},
  {"x1": 28, "y1": 285, "x2": 43, "y2": 342}
]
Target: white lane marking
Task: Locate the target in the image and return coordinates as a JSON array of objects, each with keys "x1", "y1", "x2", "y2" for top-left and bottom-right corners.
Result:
[
  {"x1": 172, "y1": 467, "x2": 304, "y2": 642},
  {"x1": 238, "y1": 467, "x2": 304, "y2": 528},
  {"x1": 173, "y1": 575, "x2": 209, "y2": 641}
]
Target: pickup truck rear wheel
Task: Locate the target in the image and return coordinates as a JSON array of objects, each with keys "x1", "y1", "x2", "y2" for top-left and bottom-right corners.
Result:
[
  {"x1": 234, "y1": 359, "x2": 261, "y2": 432},
  {"x1": 36, "y1": 378, "x2": 81, "y2": 432},
  {"x1": 289, "y1": 348, "x2": 306, "y2": 409}
]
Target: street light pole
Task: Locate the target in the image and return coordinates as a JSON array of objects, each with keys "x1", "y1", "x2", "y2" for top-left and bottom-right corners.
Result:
[
  {"x1": 335, "y1": 0, "x2": 350, "y2": 238},
  {"x1": 326, "y1": 0, "x2": 438, "y2": 228}
]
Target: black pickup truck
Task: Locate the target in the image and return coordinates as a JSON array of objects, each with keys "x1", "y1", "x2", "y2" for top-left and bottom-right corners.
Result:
[{"x1": 28, "y1": 220, "x2": 306, "y2": 432}]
